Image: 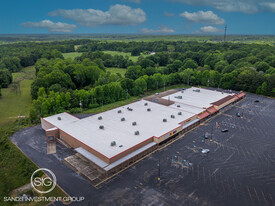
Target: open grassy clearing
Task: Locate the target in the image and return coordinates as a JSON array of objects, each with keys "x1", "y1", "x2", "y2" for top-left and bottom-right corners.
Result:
[
  {"x1": 106, "y1": 67, "x2": 126, "y2": 76},
  {"x1": 0, "y1": 66, "x2": 35, "y2": 125},
  {"x1": 62, "y1": 52, "x2": 82, "y2": 59},
  {"x1": 103, "y1": 51, "x2": 150, "y2": 62},
  {"x1": 0, "y1": 81, "x2": 33, "y2": 125}
]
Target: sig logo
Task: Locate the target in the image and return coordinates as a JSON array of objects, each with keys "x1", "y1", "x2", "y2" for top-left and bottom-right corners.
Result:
[{"x1": 31, "y1": 168, "x2": 57, "y2": 194}]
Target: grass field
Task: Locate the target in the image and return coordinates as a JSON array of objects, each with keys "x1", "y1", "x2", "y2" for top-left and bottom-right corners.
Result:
[
  {"x1": 103, "y1": 51, "x2": 150, "y2": 62},
  {"x1": 0, "y1": 66, "x2": 35, "y2": 126},
  {"x1": 0, "y1": 65, "x2": 69, "y2": 206},
  {"x1": 62, "y1": 52, "x2": 82, "y2": 59},
  {"x1": 106, "y1": 67, "x2": 126, "y2": 76}
]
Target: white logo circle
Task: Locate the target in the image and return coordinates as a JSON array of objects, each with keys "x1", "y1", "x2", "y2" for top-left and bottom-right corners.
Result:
[{"x1": 31, "y1": 168, "x2": 57, "y2": 194}]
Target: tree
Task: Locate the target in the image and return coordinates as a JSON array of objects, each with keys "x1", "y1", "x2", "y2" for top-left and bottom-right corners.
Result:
[
  {"x1": 254, "y1": 61, "x2": 270, "y2": 72},
  {"x1": 133, "y1": 76, "x2": 147, "y2": 95},
  {"x1": 256, "y1": 81, "x2": 267, "y2": 96},
  {"x1": 125, "y1": 65, "x2": 144, "y2": 80},
  {"x1": 183, "y1": 58, "x2": 198, "y2": 69},
  {"x1": 220, "y1": 72, "x2": 237, "y2": 89},
  {"x1": 131, "y1": 48, "x2": 140, "y2": 56},
  {"x1": 120, "y1": 78, "x2": 134, "y2": 95},
  {"x1": 0, "y1": 69, "x2": 12, "y2": 88}
]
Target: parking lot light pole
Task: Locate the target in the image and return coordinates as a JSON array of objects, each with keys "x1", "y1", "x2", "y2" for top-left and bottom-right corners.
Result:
[{"x1": 158, "y1": 154, "x2": 161, "y2": 181}]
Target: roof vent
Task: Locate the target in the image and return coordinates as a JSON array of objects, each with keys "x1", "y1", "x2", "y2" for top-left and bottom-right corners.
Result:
[
  {"x1": 118, "y1": 110, "x2": 122, "y2": 113},
  {"x1": 135, "y1": 131, "x2": 140, "y2": 135},
  {"x1": 163, "y1": 118, "x2": 167, "y2": 122},
  {"x1": 98, "y1": 116, "x2": 102, "y2": 120},
  {"x1": 99, "y1": 125, "x2": 104, "y2": 130},
  {"x1": 175, "y1": 96, "x2": 182, "y2": 99},
  {"x1": 57, "y1": 117, "x2": 61, "y2": 120},
  {"x1": 127, "y1": 107, "x2": 133, "y2": 111},
  {"x1": 132, "y1": 121, "x2": 137, "y2": 126},
  {"x1": 147, "y1": 108, "x2": 151, "y2": 112},
  {"x1": 121, "y1": 117, "x2": 125, "y2": 121},
  {"x1": 178, "y1": 112, "x2": 182, "y2": 115},
  {"x1": 171, "y1": 115, "x2": 175, "y2": 119},
  {"x1": 177, "y1": 105, "x2": 180, "y2": 108},
  {"x1": 110, "y1": 141, "x2": 116, "y2": 146},
  {"x1": 119, "y1": 145, "x2": 123, "y2": 147},
  {"x1": 193, "y1": 89, "x2": 200, "y2": 92},
  {"x1": 144, "y1": 102, "x2": 148, "y2": 106}
]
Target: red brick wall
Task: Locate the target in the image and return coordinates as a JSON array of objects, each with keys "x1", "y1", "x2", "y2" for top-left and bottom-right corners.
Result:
[
  {"x1": 41, "y1": 118, "x2": 54, "y2": 130},
  {"x1": 46, "y1": 128, "x2": 59, "y2": 142},
  {"x1": 59, "y1": 130, "x2": 110, "y2": 164}
]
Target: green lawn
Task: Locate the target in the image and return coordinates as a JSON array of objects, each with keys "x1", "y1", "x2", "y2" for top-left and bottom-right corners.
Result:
[
  {"x1": 106, "y1": 67, "x2": 126, "y2": 76},
  {"x1": 103, "y1": 51, "x2": 150, "y2": 62},
  {"x1": 62, "y1": 52, "x2": 82, "y2": 59}
]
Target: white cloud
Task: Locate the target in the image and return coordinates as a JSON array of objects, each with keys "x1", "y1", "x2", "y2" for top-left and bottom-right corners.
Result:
[
  {"x1": 198, "y1": 26, "x2": 222, "y2": 33},
  {"x1": 180, "y1": 11, "x2": 225, "y2": 25},
  {"x1": 260, "y1": 2, "x2": 275, "y2": 12},
  {"x1": 141, "y1": 25, "x2": 175, "y2": 34},
  {"x1": 164, "y1": 11, "x2": 175, "y2": 17},
  {"x1": 49, "y1": 4, "x2": 146, "y2": 27},
  {"x1": 21, "y1": 20, "x2": 77, "y2": 32},
  {"x1": 169, "y1": 0, "x2": 260, "y2": 14}
]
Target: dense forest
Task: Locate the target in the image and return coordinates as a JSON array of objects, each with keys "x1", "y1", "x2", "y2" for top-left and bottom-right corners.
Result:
[{"x1": 0, "y1": 40, "x2": 274, "y2": 120}]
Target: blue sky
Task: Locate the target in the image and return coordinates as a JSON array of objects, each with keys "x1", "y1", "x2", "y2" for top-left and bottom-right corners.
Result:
[{"x1": 1, "y1": 0, "x2": 275, "y2": 34}]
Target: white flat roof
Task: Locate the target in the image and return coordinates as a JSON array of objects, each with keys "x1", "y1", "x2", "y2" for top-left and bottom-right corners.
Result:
[
  {"x1": 169, "y1": 102, "x2": 205, "y2": 114},
  {"x1": 162, "y1": 87, "x2": 231, "y2": 109},
  {"x1": 44, "y1": 112, "x2": 79, "y2": 128},
  {"x1": 45, "y1": 100, "x2": 194, "y2": 159}
]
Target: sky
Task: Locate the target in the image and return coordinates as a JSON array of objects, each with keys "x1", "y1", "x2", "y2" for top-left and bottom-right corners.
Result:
[{"x1": 1, "y1": 0, "x2": 275, "y2": 35}]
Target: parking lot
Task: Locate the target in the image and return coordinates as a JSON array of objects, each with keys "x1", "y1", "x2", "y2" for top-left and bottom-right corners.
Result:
[{"x1": 11, "y1": 94, "x2": 275, "y2": 206}]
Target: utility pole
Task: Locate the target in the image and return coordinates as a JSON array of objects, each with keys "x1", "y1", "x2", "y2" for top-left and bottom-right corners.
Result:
[{"x1": 223, "y1": 24, "x2": 227, "y2": 42}]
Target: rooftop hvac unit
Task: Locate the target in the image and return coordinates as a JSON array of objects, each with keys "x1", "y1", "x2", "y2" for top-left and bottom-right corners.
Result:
[
  {"x1": 163, "y1": 118, "x2": 167, "y2": 122},
  {"x1": 193, "y1": 89, "x2": 200, "y2": 92},
  {"x1": 132, "y1": 121, "x2": 137, "y2": 126},
  {"x1": 121, "y1": 117, "x2": 125, "y2": 121},
  {"x1": 127, "y1": 107, "x2": 133, "y2": 111},
  {"x1": 135, "y1": 131, "x2": 140, "y2": 135},
  {"x1": 147, "y1": 108, "x2": 151, "y2": 112},
  {"x1": 171, "y1": 115, "x2": 175, "y2": 119},
  {"x1": 118, "y1": 110, "x2": 122, "y2": 113},
  {"x1": 98, "y1": 116, "x2": 102, "y2": 120},
  {"x1": 110, "y1": 141, "x2": 116, "y2": 146},
  {"x1": 144, "y1": 102, "x2": 148, "y2": 106},
  {"x1": 57, "y1": 117, "x2": 61, "y2": 120},
  {"x1": 99, "y1": 125, "x2": 104, "y2": 130},
  {"x1": 178, "y1": 112, "x2": 182, "y2": 115}
]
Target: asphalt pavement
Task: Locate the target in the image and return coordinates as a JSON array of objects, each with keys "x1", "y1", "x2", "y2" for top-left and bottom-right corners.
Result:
[{"x1": 10, "y1": 93, "x2": 275, "y2": 206}]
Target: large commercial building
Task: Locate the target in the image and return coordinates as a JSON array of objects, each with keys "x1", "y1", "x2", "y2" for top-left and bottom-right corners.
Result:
[{"x1": 41, "y1": 87, "x2": 245, "y2": 174}]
